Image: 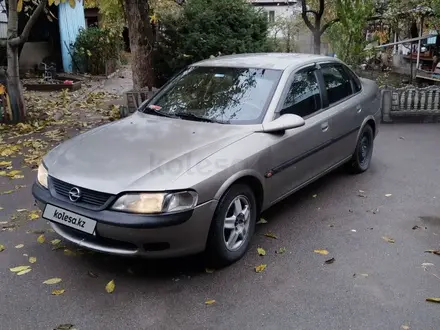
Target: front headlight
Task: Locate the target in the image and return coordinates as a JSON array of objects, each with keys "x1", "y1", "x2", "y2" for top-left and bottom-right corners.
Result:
[
  {"x1": 111, "y1": 191, "x2": 198, "y2": 214},
  {"x1": 37, "y1": 163, "x2": 48, "y2": 188}
]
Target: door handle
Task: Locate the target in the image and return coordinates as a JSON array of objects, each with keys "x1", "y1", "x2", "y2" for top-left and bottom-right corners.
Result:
[
  {"x1": 356, "y1": 105, "x2": 362, "y2": 113},
  {"x1": 321, "y1": 122, "x2": 329, "y2": 132}
]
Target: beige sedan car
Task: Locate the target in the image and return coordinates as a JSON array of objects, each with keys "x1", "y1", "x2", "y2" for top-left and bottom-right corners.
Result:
[{"x1": 33, "y1": 53, "x2": 381, "y2": 266}]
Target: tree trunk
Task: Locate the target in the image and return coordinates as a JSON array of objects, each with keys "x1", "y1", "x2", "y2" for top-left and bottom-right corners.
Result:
[
  {"x1": 313, "y1": 32, "x2": 321, "y2": 55},
  {"x1": 6, "y1": 42, "x2": 25, "y2": 123},
  {"x1": 4, "y1": 0, "x2": 25, "y2": 123},
  {"x1": 123, "y1": 0, "x2": 155, "y2": 91}
]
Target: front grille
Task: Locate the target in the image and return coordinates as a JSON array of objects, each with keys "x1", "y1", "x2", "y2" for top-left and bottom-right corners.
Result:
[{"x1": 50, "y1": 177, "x2": 113, "y2": 208}]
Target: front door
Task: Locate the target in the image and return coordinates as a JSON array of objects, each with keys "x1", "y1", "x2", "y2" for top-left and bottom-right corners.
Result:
[{"x1": 264, "y1": 66, "x2": 334, "y2": 204}]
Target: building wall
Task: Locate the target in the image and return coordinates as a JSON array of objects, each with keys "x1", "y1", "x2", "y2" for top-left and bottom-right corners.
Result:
[
  {"x1": 58, "y1": 1, "x2": 86, "y2": 72},
  {"x1": 250, "y1": 0, "x2": 326, "y2": 54}
]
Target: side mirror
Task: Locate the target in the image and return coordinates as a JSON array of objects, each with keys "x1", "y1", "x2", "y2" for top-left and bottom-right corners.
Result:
[{"x1": 261, "y1": 114, "x2": 305, "y2": 133}]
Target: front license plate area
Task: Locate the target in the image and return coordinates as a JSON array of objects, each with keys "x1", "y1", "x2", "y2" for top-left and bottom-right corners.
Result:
[{"x1": 43, "y1": 204, "x2": 97, "y2": 235}]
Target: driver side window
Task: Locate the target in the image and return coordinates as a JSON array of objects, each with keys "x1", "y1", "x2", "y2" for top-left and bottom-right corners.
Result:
[{"x1": 280, "y1": 68, "x2": 322, "y2": 118}]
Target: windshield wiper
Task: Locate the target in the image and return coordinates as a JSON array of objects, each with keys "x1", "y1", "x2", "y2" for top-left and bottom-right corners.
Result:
[
  {"x1": 143, "y1": 105, "x2": 176, "y2": 118},
  {"x1": 173, "y1": 112, "x2": 227, "y2": 124}
]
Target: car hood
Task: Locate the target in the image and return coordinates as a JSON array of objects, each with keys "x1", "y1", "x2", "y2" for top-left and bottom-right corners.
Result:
[{"x1": 44, "y1": 112, "x2": 253, "y2": 194}]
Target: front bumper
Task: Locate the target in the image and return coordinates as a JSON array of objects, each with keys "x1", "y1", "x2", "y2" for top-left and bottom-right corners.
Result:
[{"x1": 32, "y1": 183, "x2": 217, "y2": 258}]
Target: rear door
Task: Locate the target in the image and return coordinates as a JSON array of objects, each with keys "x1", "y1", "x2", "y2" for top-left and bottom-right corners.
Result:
[
  {"x1": 264, "y1": 66, "x2": 334, "y2": 204},
  {"x1": 318, "y1": 63, "x2": 362, "y2": 165}
]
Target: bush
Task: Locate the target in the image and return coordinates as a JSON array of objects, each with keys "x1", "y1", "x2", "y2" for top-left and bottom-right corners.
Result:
[
  {"x1": 153, "y1": 0, "x2": 271, "y2": 86},
  {"x1": 71, "y1": 27, "x2": 124, "y2": 75}
]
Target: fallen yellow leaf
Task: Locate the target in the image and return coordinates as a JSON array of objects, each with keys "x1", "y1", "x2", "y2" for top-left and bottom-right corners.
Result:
[
  {"x1": 29, "y1": 210, "x2": 40, "y2": 220},
  {"x1": 426, "y1": 297, "x2": 440, "y2": 303},
  {"x1": 385, "y1": 193, "x2": 392, "y2": 197},
  {"x1": 205, "y1": 299, "x2": 216, "y2": 305},
  {"x1": 257, "y1": 247, "x2": 266, "y2": 256},
  {"x1": 382, "y1": 236, "x2": 395, "y2": 243},
  {"x1": 15, "y1": 244, "x2": 24, "y2": 249},
  {"x1": 105, "y1": 280, "x2": 115, "y2": 293},
  {"x1": 255, "y1": 264, "x2": 267, "y2": 273},
  {"x1": 16, "y1": 208, "x2": 27, "y2": 212},
  {"x1": 37, "y1": 234, "x2": 45, "y2": 243},
  {"x1": 264, "y1": 232, "x2": 278, "y2": 239},
  {"x1": 0, "y1": 244, "x2": 4, "y2": 252},
  {"x1": 1, "y1": 190, "x2": 14, "y2": 195},
  {"x1": 17, "y1": 268, "x2": 32, "y2": 276},
  {"x1": 401, "y1": 325, "x2": 410, "y2": 330},
  {"x1": 276, "y1": 247, "x2": 286, "y2": 254},
  {"x1": 0, "y1": 161, "x2": 12, "y2": 167},
  {"x1": 314, "y1": 249, "x2": 329, "y2": 255},
  {"x1": 256, "y1": 218, "x2": 268, "y2": 224},
  {"x1": 43, "y1": 278, "x2": 62, "y2": 285},
  {"x1": 0, "y1": 206, "x2": 3, "y2": 210},
  {"x1": 29, "y1": 257, "x2": 37, "y2": 264},
  {"x1": 10, "y1": 265, "x2": 30, "y2": 272},
  {"x1": 51, "y1": 239, "x2": 61, "y2": 245},
  {"x1": 63, "y1": 249, "x2": 76, "y2": 256},
  {"x1": 205, "y1": 268, "x2": 214, "y2": 274},
  {"x1": 51, "y1": 289, "x2": 65, "y2": 296}
]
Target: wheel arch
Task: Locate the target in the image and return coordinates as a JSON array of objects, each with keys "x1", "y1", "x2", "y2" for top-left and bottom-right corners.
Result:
[
  {"x1": 356, "y1": 115, "x2": 377, "y2": 142},
  {"x1": 213, "y1": 170, "x2": 265, "y2": 214}
]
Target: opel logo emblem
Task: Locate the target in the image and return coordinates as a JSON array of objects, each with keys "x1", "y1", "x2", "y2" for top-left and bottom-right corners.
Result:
[{"x1": 68, "y1": 187, "x2": 81, "y2": 202}]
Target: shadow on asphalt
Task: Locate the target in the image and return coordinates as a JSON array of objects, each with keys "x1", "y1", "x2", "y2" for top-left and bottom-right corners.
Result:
[{"x1": 69, "y1": 167, "x2": 349, "y2": 281}]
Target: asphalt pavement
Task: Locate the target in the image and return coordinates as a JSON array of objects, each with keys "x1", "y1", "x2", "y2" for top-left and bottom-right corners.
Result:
[{"x1": 1, "y1": 123, "x2": 439, "y2": 330}]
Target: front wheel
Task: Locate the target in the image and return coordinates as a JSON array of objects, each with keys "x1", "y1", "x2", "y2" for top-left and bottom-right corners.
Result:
[
  {"x1": 347, "y1": 124, "x2": 374, "y2": 174},
  {"x1": 205, "y1": 184, "x2": 257, "y2": 267}
]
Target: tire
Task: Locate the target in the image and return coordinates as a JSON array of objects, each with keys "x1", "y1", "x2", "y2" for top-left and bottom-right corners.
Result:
[
  {"x1": 347, "y1": 124, "x2": 374, "y2": 174},
  {"x1": 205, "y1": 184, "x2": 257, "y2": 267}
]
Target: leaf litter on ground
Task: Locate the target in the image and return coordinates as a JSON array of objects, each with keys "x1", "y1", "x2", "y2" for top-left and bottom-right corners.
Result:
[
  {"x1": 10, "y1": 265, "x2": 30, "y2": 273},
  {"x1": 325, "y1": 257, "x2": 336, "y2": 264},
  {"x1": 264, "y1": 232, "x2": 278, "y2": 239},
  {"x1": 51, "y1": 289, "x2": 65, "y2": 296},
  {"x1": 256, "y1": 218, "x2": 268, "y2": 224},
  {"x1": 255, "y1": 264, "x2": 267, "y2": 273},
  {"x1": 425, "y1": 250, "x2": 440, "y2": 256},
  {"x1": 314, "y1": 249, "x2": 329, "y2": 255},
  {"x1": 382, "y1": 236, "x2": 395, "y2": 243},
  {"x1": 257, "y1": 247, "x2": 266, "y2": 256},
  {"x1": 105, "y1": 280, "x2": 115, "y2": 293},
  {"x1": 276, "y1": 247, "x2": 286, "y2": 254},
  {"x1": 43, "y1": 278, "x2": 62, "y2": 285},
  {"x1": 205, "y1": 299, "x2": 216, "y2": 305},
  {"x1": 37, "y1": 234, "x2": 45, "y2": 243}
]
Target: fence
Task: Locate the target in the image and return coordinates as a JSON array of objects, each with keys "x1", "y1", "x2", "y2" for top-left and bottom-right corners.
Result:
[{"x1": 381, "y1": 85, "x2": 440, "y2": 122}]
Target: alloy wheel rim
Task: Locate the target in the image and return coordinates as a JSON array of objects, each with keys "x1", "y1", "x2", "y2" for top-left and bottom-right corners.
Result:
[{"x1": 223, "y1": 195, "x2": 251, "y2": 251}]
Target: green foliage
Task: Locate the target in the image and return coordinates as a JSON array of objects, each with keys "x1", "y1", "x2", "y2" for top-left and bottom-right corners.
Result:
[
  {"x1": 71, "y1": 27, "x2": 124, "y2": 75},
  {"x1": 153, "y1": 0, "x2": 270, "y2": 86},
  {"x1": 327, "y1": 0, "x2": 375, "y2": 65}
]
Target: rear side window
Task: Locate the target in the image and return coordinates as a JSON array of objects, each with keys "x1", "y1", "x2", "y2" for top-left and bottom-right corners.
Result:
[
  {"x1": 343, "y1": 65, "x2": 362, "y2": 93},
  {"x1": 280, "y1": 69, "x2": 321, "y2": 118},
  {"x1": 321, "y1": 64, "x2": 353, "y2": 105}
]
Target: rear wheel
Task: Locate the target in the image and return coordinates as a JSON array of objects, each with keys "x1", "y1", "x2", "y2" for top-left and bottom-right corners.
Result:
[
  {"x1": 205, "y1": 184, "x2": 257, "y2": 267},
  {"x1": 347, "y1": 125, "x2": 374, "y2": 173},
  {"x1": 347, "y1": 124, "x2": 374, "y2": 174}
]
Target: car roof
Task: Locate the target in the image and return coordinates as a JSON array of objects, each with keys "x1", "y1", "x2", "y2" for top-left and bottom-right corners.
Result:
[{"x1": 191, "y1": 53, "x2": 336, "y2": 71}]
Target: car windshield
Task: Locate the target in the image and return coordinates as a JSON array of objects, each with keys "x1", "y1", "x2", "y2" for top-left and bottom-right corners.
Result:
[{"x1": 142, "y1": 66, "x2": 282, "y2": 124}]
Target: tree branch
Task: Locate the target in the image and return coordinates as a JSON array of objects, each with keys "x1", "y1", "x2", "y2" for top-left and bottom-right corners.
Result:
[
  {"x1": 320, "y1": 18, "x2": 340, "y2": 35},
  {"x1": 305, "y1": 10, "x2": 319, "y2": 17},
  {"x1": 318, "y1": 0, "x2": 324, "y2": 17},
  {"x1": 9, "y1": 0, "x2": 46, "y2": 47},
  {"x1": 301, "y1": 0, "x2": 317, "y2": 32}
]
